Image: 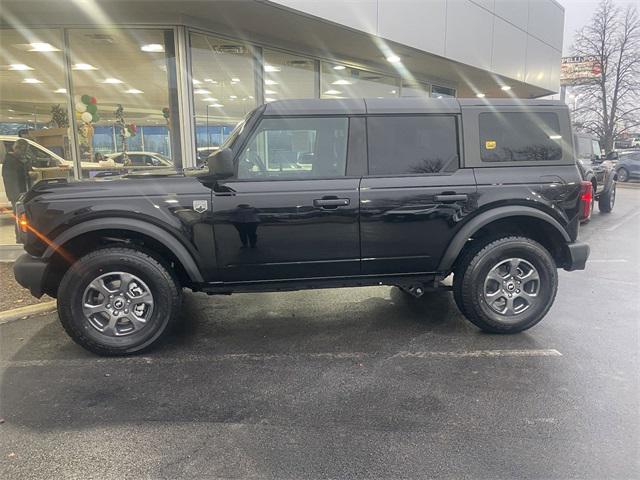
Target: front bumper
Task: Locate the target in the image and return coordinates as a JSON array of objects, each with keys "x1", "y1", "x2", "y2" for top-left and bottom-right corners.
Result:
[
  {"x1": 564, "y1": 242, "x2": 590, "y2": 271},
  {"x1": 13, "y1": 253, "x2": 49, "y2": 298}
]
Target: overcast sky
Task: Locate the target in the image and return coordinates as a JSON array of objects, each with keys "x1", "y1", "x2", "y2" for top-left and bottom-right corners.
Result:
[{"x1": 560, "y1": 0, "x2": 636, "y2": 55}]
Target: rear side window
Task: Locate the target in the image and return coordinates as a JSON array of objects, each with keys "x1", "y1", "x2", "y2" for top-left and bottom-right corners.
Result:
[
  {"x1": 479, "y1": 112, "x2": 562, "y2": 162},
  {"x1": 367, "y1": 115, "x2": 459, "y2": 175}
]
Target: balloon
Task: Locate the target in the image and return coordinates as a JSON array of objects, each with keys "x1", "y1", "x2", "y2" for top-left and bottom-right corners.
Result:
[
  {"x1": 92, "y1": 113, "x2": 100, "y2": 123},
  {"x1": 86, "y1": 103, "x2": 97, "y2": 115},
  {"x1": 76, "y1": 103, "x2": 87, "y2": 113},
  {"x1": 81, "y1": 94, "x2": 91, "y2": 105},
  {"x1": 81, "y1": 111, "x2": 93, "y2": 123},
  {"x1": 90, "y1": 97, "x2": 97, "y2": 104}
]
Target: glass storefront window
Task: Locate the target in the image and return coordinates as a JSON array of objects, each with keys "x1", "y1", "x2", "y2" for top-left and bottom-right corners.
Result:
[
  {"x1": 401, "y1": 80, "x2": 430, "y2": 98},
  {"x1": 67, "y1": 28, "x2": 180, "y2": 177},
  {"x1": 190, "y1": 32, "x2": 257, "y2": 166},
  {"x1": 1, "y1": 28, "x2": 71, "y2": 245},
  {"x1": 320, "y1": 63, "x2": 399, "y2": 99},
  {"x1": 263, "y1": 50, "x2": 316, "y2": 102},
  {"x1": 431, "y1": 85, "x2": 456, "y2": 98}
]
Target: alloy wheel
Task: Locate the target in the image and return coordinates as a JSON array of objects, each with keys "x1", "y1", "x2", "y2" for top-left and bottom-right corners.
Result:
[{"x1": 483, "y1": 258, "x2": 541, "y2": 316}]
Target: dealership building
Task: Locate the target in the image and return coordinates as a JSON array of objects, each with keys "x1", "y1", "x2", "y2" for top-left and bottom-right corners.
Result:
[{"x1": 0, "y1": 0, "x2": 564, "y2": 251}]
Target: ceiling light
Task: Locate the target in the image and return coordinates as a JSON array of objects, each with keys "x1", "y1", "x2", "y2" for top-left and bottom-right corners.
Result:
[
  {"x1": 437, "y1": 96, "x2": 443, "y2": 99},
  {"x1": 54, "y1": 88, "x2": 67, "y2": 93},
  {"x1": 390, "y1": 89, "x2": 397, "y2": 94},
  {"x1": 102, "y1": 78, "x2": 123, "y2": 84},
  {"x1": 231, "y1": 77, "x2": 240, "y2": 82},
  {"x1": 125, "y1": 89, "x2": 144, "y2": 94},
  {"x1": 29, "y1": 42, "x2": 59, "y2": 52},
  {"x1": 202, "y1": 97, "x2": 219, "y2": 102},
  {"x1": 249, "y1": 95, "x2": 254, "y2": 99},
  {"x1": 141, "y1": 43, "x2": 164, "y2": 52},
  {"x1": 229, "y1": 95, "x2": 238, "y2": 99},
  {"x1": 549, "y1": 135, "x2": 562, "y2": 140},
  {"x1": 265, "y1": 97, "x2": 276, "y2": 102},
  {"x1": 501, "y1": 85, "x2": 512, "y2": 91},
  {"x1": 324, "y1": 89, "x2": 341, "y2": 95},
  {"x1": 72, "y1": 63, "x2": 97, "y2": 70},
  {"x1": 265, "y1": 89, "x2": 277, "y2": 95},
  {"x1": 22, "y1": 78, "x2": 42, "y2": 84},
  {"x1": 264, "y1": 65, "x2": 280, "y2": 72},
  {"x1": 192, "y1": 79, "x2": 202, "y2": 85},
  {"x1": 332, "y1": 79, "x2": 352, "y2": 85},
  {"x1": 333, "y1": 65, "x2": 346, "y2": 70},
  {"x1": 194, "y1": 89, "x2": 211, "y2": 94},
  {"x1": 386, "y1": 55, "x2": 401, "y2": 63},
  {"x1": 264, "y1": 79, "x2": 278, "y2": 85},
  {"x1": 9, "y1": 64, "x2": 33, "y2": 71},
  {"x1": 204, "y1": 78, "x2": 217, "y2": 83},
  {"x1": 476, "y1": 93, "x2": 486, "y2": 98},
  {"x1": 209, "y1": 103, "x2": 224, "y2": 108}
]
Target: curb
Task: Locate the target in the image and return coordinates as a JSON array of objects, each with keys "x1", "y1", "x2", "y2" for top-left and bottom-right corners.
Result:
[{"x1": 0, "y1": 301, "x2": 57, "y2": 325}]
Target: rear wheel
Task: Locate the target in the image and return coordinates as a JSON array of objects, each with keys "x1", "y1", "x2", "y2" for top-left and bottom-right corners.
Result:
[
  {"x1": 453, "y1": 236, "x2": 558, "y2": 333},
  {"x1": 617, "y1": 167, "x2": 629, "y2": 182},
  {"x1": 598, "y1": 182, "x2": 616, "y2": 213},
  {"x1": 57, "y1": 247, "x2": 181, "y2": 356}
]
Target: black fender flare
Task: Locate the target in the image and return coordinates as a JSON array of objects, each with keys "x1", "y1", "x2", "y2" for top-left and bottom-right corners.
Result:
[
  {"x1": 438, "y1": 206, "x2": 571, "y2": 272},
  {"x1": 43, "y1": 217, "x2": 204, "y2": 282}
]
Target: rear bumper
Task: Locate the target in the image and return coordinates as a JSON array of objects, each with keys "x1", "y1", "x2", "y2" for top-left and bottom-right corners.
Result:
[
  {"x1": 13, "y1": 253, "x2": 49, "y2": 298},
  {"x1": 564, "y1": 242, "x2": 590, "y2": 271}
]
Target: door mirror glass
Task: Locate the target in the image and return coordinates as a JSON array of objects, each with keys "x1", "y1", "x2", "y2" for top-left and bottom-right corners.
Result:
[
  {"x1": 208, "y1": 148, "x2": 234, "y2": 178},
  {"x1": 606, "y1": 151, "x2": 619, "y2": 160}
]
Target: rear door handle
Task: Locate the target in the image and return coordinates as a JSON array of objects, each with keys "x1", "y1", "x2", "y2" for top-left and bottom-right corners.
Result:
[
  {"x1": 314, "y1": 197, "x2": 350, "y2": 209},
  {"x1": 433, "y1": 194, "x2": 468, "y2": 203}
]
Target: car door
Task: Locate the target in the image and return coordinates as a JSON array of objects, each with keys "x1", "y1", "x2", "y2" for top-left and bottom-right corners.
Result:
[
  {"x1": 359, "y1": 114, "x2": 477, "y2": 275},
  {"x1": 210, "y1": 115, "x2": 363, "y2": 282}
]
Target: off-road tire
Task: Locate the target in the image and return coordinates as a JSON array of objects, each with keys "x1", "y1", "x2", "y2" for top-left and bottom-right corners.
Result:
[
  {"x1": 598, "y1": 182, "x2": 616, "y2": 213},
  {"x1": 57, "y1": 247, "x2": 182, "y2": 356},
  {"x1": 453, "y1": 236, "x2": 558, "y2": 333}
]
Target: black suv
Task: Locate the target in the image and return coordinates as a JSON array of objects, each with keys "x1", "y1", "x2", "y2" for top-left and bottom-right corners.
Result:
[{"x1": 13, "y1": 98, "x2": 589, "y2": 355}]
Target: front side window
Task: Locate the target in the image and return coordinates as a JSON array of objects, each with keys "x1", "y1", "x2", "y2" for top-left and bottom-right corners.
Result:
[
  {"x1": 237, "y1": 117, "x2": 348, "y2": 179},
  {"x1": 367, "y1": 116, "x2": 459, "y2": 175},
  {"x1": 479, "y1": 112, "x2": 562, "y2": 163}
]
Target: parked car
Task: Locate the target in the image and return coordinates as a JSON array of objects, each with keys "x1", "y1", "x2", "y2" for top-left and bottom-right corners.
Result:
[
  {"x1": 615, "y1": 151, "x2": 640, "y2": 182},
  {"x1": 13, "y1": 98, "x2": 589, "y2": 356},
  {"x1": 574, "y1": 133, "x2": 617, "y2": 220},
  {"x1": 614, "y1": 137, "x2": 640, "y2": 149},
  {"x1": 106, "y1": 151, "x2": 173, "y2": 168}
]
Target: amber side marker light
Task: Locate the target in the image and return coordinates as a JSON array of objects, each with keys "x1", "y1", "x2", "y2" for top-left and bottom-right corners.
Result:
[{"x1": 18, "y1": 213, "x2": 28, "y2": 233}]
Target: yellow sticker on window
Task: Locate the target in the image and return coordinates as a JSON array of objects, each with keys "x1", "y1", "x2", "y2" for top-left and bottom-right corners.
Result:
[{"x1": 485, "y1": 140, "x2": 496, "y2": 150}]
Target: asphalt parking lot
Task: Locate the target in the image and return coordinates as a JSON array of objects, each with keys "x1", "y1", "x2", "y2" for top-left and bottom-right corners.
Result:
[{"x1": 1, "y1": 187, "x2": 638, "y2": 480}]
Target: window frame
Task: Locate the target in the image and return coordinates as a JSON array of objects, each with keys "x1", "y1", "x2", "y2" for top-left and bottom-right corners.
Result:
[
  {"x1": 461, "y1": 106, "x2": 575, "y2": 168},
  {"x1": 230, "y1": 114, "x2": 358, "y2": 182},
  {"x1": 363, "y1": 113, "x2": 462, "y2": 178}
]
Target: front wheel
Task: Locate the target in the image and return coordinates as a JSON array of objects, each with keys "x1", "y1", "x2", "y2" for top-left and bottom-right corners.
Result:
[
  {"x1": 57, "y1": 247, "x2": 182, "y2": 356},
  {"x1": 453, "y1": 236, "x2": 558, "y2": 333},
  {"x1": 598, "y1": 182, "x2": 616, "y2": 213}
]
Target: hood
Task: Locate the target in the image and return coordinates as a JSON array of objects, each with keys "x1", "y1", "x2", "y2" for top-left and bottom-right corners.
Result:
[{"x1": 24, "y1": 172, "x2": 204, "y2": 202}]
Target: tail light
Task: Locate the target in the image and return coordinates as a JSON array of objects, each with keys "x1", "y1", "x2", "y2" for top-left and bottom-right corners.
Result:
[{"x1": 580, "y1": 180, "x2": 593, "y2": 220}]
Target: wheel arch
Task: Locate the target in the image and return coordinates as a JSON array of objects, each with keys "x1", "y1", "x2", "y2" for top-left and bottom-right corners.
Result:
[
  {"x1": 439, "y1": 206, "x2": 571, "y2": 273},
  {"x1": 44, "y1": 217, "x2": 204, "y2": 285}
]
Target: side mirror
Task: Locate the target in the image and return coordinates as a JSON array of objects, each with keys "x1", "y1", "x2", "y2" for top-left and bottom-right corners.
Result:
[
  {"x1": 207, "y1": 148, "x2": 234, "y2": 179},
  {"x1": 606, "y1": 151, "x2": 619, "y2": 160}
]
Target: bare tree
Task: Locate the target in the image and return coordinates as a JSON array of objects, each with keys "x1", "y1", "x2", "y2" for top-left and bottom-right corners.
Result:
[{"x1": 572, "y1": 0, "x2": 640, "y2": 152}]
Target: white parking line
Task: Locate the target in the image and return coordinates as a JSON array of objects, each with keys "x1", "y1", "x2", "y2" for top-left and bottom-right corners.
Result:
[
  {"x1": 0, "y1": 349, "x2": 562, "y2": 368},
  {"x1": 605, "y1": 210, "x2": 640, "y2": 232},
  {"x1": 588, "y1": 259, "x2": 628, "y2": 263}
]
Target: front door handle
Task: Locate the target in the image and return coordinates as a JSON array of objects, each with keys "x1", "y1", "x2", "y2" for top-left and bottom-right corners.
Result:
[
  {"x1": 433, "y1": 193, "x2": 468, "y2": 203},
  {"x1": 314, "y1": 197, "x2": 350, "y2": 209}
]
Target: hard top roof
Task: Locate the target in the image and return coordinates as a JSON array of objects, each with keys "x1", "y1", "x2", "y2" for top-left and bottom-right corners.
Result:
[{"x1": 263, "y1": 97, "x2": 567, "y2": 116}]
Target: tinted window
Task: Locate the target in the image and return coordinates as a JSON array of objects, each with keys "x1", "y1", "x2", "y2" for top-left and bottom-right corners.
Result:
[
  {"x1": 238, "y1": 117, "x2": 348, "y2": 179},
  {"x1": 576, "y1": 136, "x2": 592, "y2": 160},
  {"x1": 367, "y1": 116, "x2": 458, "y2": 175},
  {"x1": 479, "y1": 112, "x2": 562, "y2": 162}
]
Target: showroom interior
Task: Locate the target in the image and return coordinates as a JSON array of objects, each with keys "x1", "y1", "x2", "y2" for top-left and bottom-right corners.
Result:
[{"x1": 0, "y1": 0, "x2": 564, "y2": 253}]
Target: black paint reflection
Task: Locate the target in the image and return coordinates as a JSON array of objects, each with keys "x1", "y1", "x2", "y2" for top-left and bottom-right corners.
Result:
[{"x1": 230, "y1": 204, "x2": 260, "y2": 249}]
